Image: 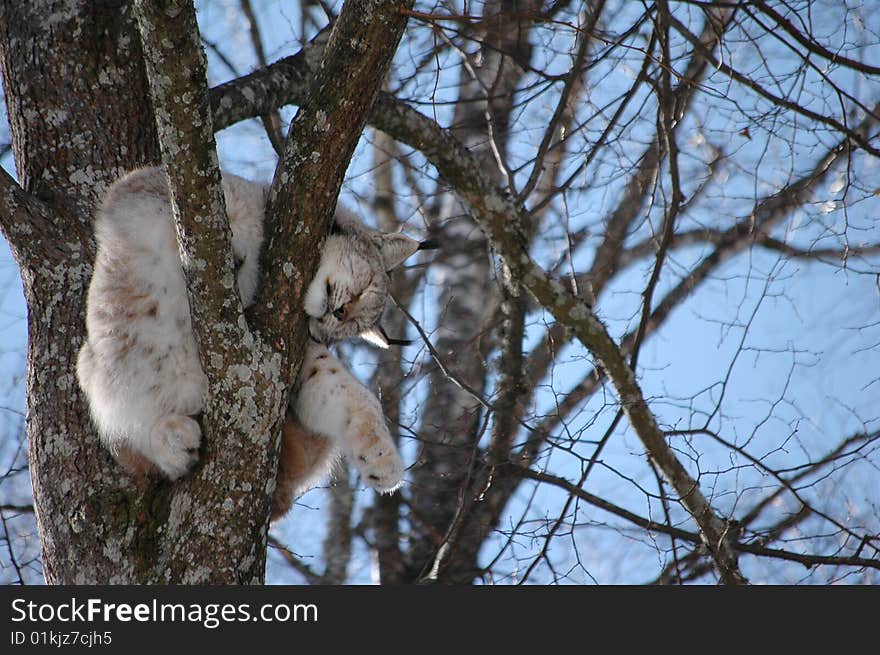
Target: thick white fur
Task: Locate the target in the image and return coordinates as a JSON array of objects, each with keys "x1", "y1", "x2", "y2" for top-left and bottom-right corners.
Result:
[
  {"x1": 77, "y1": 166, "x2": 410, "y2": 493},
  {"x1": 294, "y1": 344, "x2": 403, "y2": 492}
]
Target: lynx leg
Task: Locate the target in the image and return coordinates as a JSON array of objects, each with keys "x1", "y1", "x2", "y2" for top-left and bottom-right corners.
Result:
[
  {"x1": 344, "y1": 411, "x2": 404, "y2": 493},
  {"x1": 114, "y1": 445, "x2": 162, "y2": 477},
  {"x1": 295, "y1": 343, "x2": 405, "y2": 494}
]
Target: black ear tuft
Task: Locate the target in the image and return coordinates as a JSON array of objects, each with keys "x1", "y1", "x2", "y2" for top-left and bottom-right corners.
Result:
[
  {"x1": 417, "y1": 238, "x2": 440, "y2": 251},
  {"x1": 377, "y1": 324, "x2": 413, "y2": 347},
  {"x1": 384, "y1": 336, "x2": 414, "y2": 347}
]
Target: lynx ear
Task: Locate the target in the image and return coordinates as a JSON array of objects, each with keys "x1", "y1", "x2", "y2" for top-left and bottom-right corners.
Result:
[{"x1": 374, "y1": 233, "x2": 422, "y2": 272}]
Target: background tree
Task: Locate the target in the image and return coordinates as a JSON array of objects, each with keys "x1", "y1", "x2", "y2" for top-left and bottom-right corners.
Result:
[{"x1": 1, "y1": 0, "x2": 878, "y2": 584}]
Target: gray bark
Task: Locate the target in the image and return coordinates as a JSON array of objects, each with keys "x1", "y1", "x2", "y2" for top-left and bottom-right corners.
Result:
[
  {"x1": 0, "y1": 0, "x2": 166, "y2": 584},
  {"x1": 131, "y1": 0, "x2": 282, "y2": 583}
]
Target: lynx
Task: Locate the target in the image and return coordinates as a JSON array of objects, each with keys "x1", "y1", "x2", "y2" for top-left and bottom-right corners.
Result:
[{"x1": 76, "y1": 166, "x2": 428, "y2": 519}]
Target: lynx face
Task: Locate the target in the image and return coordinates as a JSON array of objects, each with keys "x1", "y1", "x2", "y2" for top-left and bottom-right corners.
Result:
[
  {"x1": 303, "y1": 229, "x2": 422, "y2": 347},
  {"x1": 311, "y1": 272, "x2": 389, "y2": 344}
]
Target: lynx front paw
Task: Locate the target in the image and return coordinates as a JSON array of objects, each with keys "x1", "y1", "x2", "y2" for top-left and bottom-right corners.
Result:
[
  {"x1": 349, "y1": 423, "x2": 404, "y2": 493},
  {"x1": 149, "y1": 414, "x2": 202, "y2": 480}
]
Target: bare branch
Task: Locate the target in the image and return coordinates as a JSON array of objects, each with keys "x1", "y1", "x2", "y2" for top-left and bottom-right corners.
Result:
[
  {"x1": 239, "y1": 0, "x2": 286, "y2": 156},
  {"x1": 736, "y1": 542, "x2": 880, "y2": 572},
  {"x1": 378, "y1": 93, "x2": 748, "y2": 583},
  {"x1": 0, "y1": 166, "x2": 72, "y2": 270},
  {"x1": 210, "y1": 27, "x2": 331, "y2": 132},
  {"x1": 518, "y1": 0, "x2": 602, "y2": 201},
  {"x1": 749, "y1": 0, "x2": 880, "y2": 76},
  {"x1": 740, "y1": 431, "x2": 880, "y2": 529},
  {"x1": 508, "y1": 464, "x2": 701, "y2": 543},
  {"x1": 622, "y1": 229, "x2": 880, "y2": 268},
  {"x1": 267, "y1": 536, "x2": 323, "y2": 584},
  {"x1": 628, "y1": 0, "x2": 685, "y2": 373},
  {"x1": 133, "y1": 0, "x2": 252, "y2": 374},
  {"x1": 0, "y1": 508, "x2": 24, "y2": 585},
  {"x1": 668, "y1": 14, "x2": 880, "y2": 157}
]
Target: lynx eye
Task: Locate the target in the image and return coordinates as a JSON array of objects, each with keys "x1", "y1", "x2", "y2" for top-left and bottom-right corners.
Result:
[{"x1": 333, "y1": 306, "x2": 347, "y2": 321}]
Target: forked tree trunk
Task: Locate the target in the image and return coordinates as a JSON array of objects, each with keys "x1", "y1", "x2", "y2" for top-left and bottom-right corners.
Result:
[
  {"x1": 0, "y1": 0, "x2": 411, "y2": 584},
  {"x1": 1, "y1": 0, "x2": 277, "y2": 584}
]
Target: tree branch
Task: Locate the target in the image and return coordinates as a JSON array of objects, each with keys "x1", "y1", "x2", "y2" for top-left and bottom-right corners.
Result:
[
  {"x1": 535, "y1": 96, "x2": 879, "y2": 445},
  {"x1": 267, "y1": 536, "x2": 323, "y2": 584},
  {"x1": 210, "y1": 27, "x2": 331, "y2": 132},
  {"x1": 622, "y1": 229, "x2": 880, "y2": 269},
  {"x1": 516, "y1": 464, "x2": 880, "y2": 576},
  {"x1": 0, "y1": 166, "x2": 78, "y2": 270},
  {"x1": 508, "y1": 464, "x2": 701, "y2": 544},
  {"x1": 133, "y1": 0, "x2": 252, "y2": 378},
  {"x1": 669, "y1": 13, "x2": 880, "y2": 157},
  {"x1": 735, "y1": 542, "x2": 880, "y2": 572},
  {"x1": 239, "y1": 0, "x2": 286, "y2": 156},
  {"x1": 750, "y1": 0, "x2": 880, "y2": 76},
  {"x1": 132, "y1": 0, "x2": 283, "y2": 583},
  {"x1": 378, "y1": 90, "x2": 755, "y2": 582},
  {"x1": 520, "y1": 6, "x2": 734, "y2": 404}
]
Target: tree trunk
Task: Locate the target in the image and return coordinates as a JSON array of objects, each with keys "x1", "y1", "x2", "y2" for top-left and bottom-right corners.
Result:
[
  {"x1": 405, "y1": 0, "x2": 540, "y2": 584},
  {"x1": 0, "y1": 0, "x2": 168, "y2": 583}
]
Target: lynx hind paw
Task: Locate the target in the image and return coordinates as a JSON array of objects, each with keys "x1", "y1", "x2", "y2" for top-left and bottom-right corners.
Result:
[
  {"x1": 349, "y1": 422, "x2": 404, "y2": 493},
  {"x1": 149, "y1": 414, "x2": 202, "y2": 480}
]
